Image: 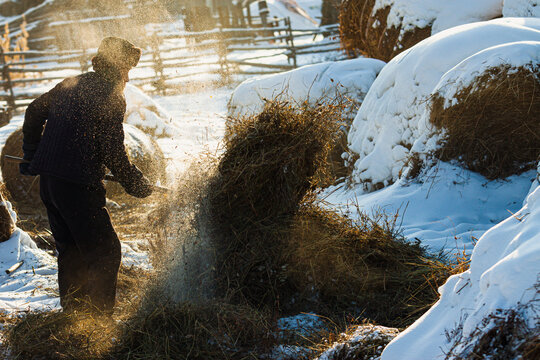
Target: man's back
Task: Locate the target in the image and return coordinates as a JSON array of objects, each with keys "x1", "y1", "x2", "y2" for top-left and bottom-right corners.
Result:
[{"x1": 24, "y1": 71, "x2": 127, "y2": 185}]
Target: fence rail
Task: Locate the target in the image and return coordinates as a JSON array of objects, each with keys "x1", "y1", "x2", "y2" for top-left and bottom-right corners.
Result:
[{"x1": 0, "y1": 19, "x2": 341, "y2": 109}]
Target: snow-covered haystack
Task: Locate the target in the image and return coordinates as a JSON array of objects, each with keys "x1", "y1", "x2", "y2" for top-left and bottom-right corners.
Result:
[
  {"x1": 347, "y1": 18, "x2": 540, "y2": 191},
  {"x1": 338, "y1": 0, "x2": 537, "y2": 62},
  {"x1": 430, "y1": 45, "x2": 540, "y2": 180},
  {"x1": 124, "y1": 84, "x2": 179, "y2": 138},
  {"x1": 228, "y1": 58, "x2": 385, "y2": 120},
  {"x1": 315, "y1": 325, "x2": 399, "y2": 360},
  {"x1": 0, "y1": 191, "x2": 15, "y2": 243},
  {"x1": 0, "y1": 128, "x2": 41, "y2": 206},
  {"x1": 229, "y1": 59, "x2": 384, "y2": 179},
  {"x1": 380, "y1": 181, "x2": 540, "y2": 360},
  {"x1": 105, "y1": 123, "x2": 167, "y2": 198}
]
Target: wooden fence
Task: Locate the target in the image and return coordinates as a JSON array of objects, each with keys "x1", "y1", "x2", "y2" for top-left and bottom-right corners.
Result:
[{"x1": 0, "y1": 18, "x2": 341, "y2": 109}]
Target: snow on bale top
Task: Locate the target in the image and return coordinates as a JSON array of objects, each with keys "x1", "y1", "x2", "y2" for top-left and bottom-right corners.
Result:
[
  {"x1": 346, "y1": 18, "x2": 540, "y2": 191},
  {"x1": 228, "y1": 58, "x2": 385, "y2": 120},
  {"x1": 381, "y1": 180, "x2": 540, "y2": 360},
  {"x1": 339, "y1": 0, "x2": 540, "y2": 62},
  {"x1": 503, "y1": 0, "x2": 540, "y2": 17},
  {"x1": 339, "y1": 0, "x2": 504, "y2": 62},
  {"x1": 124, "y1": 84, "x2": 179, "y2": 138},
  {"x1": 429, "y1": 42, "x2": 540, "y2": 179}
]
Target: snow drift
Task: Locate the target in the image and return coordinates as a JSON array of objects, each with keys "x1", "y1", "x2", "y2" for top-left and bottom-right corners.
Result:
[
  {"x1": 381, "y1": 179, "x2": 540, "y2": 359},
  {"x1": 347, "y1": 17, "x2": 540, "y2": 190}
]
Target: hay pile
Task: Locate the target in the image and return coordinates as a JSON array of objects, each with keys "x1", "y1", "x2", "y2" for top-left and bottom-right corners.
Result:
[
  {"x1": 111, "y1": 301, "x2": 273, "y2": 359},
  {"x1": 286, "y1": 204, "x2": 451, "y2": 326},
  {"x1": 208, "y1": 99, "x2": 452, "y2": 326},
  {"x1": 0, "y1": 128, "x2": 42, "y2": 206},
  {"x1": 209, "y1": 100, "x2": 341, "y2": 307},
  {"x1": 339, "y1": 0, "x2": 431, "y2": 61},
  {"x1": 430, "y1": 65, "x2": 540, "y2": 179},
  {"x1": 0, "y1": 189, "x2": 15, "y2": 242}
]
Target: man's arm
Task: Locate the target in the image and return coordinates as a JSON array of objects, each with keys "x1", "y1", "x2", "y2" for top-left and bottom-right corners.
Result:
[
  {"x1": 101, "y1": 97, "x2": 152, "y2": 198},
  {"x1": 22, "y1": 90, "x2": 53, "y2": 161}
]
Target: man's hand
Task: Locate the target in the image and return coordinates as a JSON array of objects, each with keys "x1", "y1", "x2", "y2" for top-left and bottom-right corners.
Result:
[
  {"x1": 19, "y1": 162, "x2": 37, "y2": 176},
  {"x1": 123, "y1": 175, "x2": 153, "y2": 198}
]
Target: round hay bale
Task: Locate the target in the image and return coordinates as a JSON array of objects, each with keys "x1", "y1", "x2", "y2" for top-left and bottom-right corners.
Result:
[
  {"x1": 339, "y1": 0, "x2": 503, "y2": 62},
  {"x1": 0, "y1": 128, "x2": 42, "y2": 206},
  {"x1": 430, "y1": 64, "x2": 540, "y2": 179},
  {"x1": 339, "y1": 0, "x2": 431, "y2": 62},
  {"x1": 105, "y1": 123, "x2": 167, "y2": 198},
  {"x1": 0, "y1": 190, "x2": 15, "y2": 242}
]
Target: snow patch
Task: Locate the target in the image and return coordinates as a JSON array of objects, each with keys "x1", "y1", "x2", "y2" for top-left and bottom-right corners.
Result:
[
  {"x1": 228, "y1": 58, "x2": 385, "y2": 118},
  {"x1": 381, "y1": 183, "x2": 540, "y2": 359},
  {"x1": 372, "y1": 0, "x2": 504, "y2": 35},
  {"x1": 503, "y1": 0, "x2": 540, "y2": 17}
]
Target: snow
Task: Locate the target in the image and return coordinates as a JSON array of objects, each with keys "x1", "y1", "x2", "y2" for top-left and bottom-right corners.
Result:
[
  {"x1": 381, "y1": 181, "x2": 540, "y2": 360},
  {"x1": 277, "y1": 313, "x2": 326, "y2": 337},
  {"x1": 124, "y1": 84, "x2": 180, "y2": 138},
  {"x1": 503, "y1": 0, "x2": 540, "y2": 17},
  {"x1": 228, "y1": 58, "x2": 385, "y2": 118},
  {"x1": 0, "y1": 226, "x2": 59, "y2": 313},
  {"x1": 434, "y1": 41, "x2": 540, "y2": 109},
  {"x1": 325, "y1": 164, "x2": 535, "y2": 255},
  {"x1": 347, "y1": 18, "x2": 540, "y2": 189},
  {"x1": 316, "y1": 325, "x2": 399, "y2": 360},
  {"x1": 371, "y1": 0, "x2": 538, "y2": 36},
  {"x1": 254, "y1": 0, "x2": 318, "y2": 29}
]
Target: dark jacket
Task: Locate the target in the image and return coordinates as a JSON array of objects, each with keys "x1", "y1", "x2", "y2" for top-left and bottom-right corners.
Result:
[{"x1": 23, "y1": 71, "x2": 149, "y2": 195}]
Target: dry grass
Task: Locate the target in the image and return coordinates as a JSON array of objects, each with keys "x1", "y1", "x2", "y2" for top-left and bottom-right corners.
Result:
[
  {"x1": 110, "y1": 300, "x2": 274, "y2": 359},
  {"x1": 286, "y1": 204, "x2": 453, "y2": 327},
  {"x1": 4, "y1": 265, "x2": 150, "y2": 360},
  {"x1": 310, "y1": 322, "x2": 399, "y2": 360},
  {"x1": 208, "y1": 99, "x2": 342, "y2": 308},
  {"x1": 445, "y1": 306, "x2": 540, "y2": 360},
  {"x1": 339, "y1": 0, "x2": 431, "y2": 61},
  {"x1": 0, "y1": 186, "x2": 15, "y2": 242},
  {"x1": 431, "y1": 65, "x2": 540, "y2": 179},
  {"x1": 0, "y1": 128, "x2": 42, "y2": 206}
]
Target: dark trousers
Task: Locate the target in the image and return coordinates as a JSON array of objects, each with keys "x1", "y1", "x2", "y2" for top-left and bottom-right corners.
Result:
[{"x1": 39, "y1": 175, "x2": 121, "y2": 313}]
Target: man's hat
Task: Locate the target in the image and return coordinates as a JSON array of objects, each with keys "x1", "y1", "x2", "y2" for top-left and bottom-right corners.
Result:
[{"x1": 95, "y1": 37, "x2": 141, "y2": 69}]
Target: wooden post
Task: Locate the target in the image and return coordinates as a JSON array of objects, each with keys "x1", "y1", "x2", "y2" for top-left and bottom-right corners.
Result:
[
  {"x1": 151, "y1": 34, "x2": 166, "y2": 95},
  {"x1": 0, "y1": 48, "x2": 15, "y2": 109},
  {"x1": 79, "y1": 47, "x2": 90, "y2": 73},
  {"x1": 246, "y1": 1, "x2": 252, "y2": 26},
  {"x1": 285, "y1": 17, "x2": 297, "y2": 68},
  {"x1": 217, "y1": 25, "x2": 230, "y2": 83}
]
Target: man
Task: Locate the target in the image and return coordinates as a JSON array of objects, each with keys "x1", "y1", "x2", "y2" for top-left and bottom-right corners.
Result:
[{"x1": 20, "y1": 37, "x2": 153, "y2": 315}]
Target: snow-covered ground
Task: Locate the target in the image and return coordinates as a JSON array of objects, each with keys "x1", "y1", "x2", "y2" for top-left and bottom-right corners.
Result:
[{"x1": 381, "y1": 178, "x2": 540, "y2": 360}]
